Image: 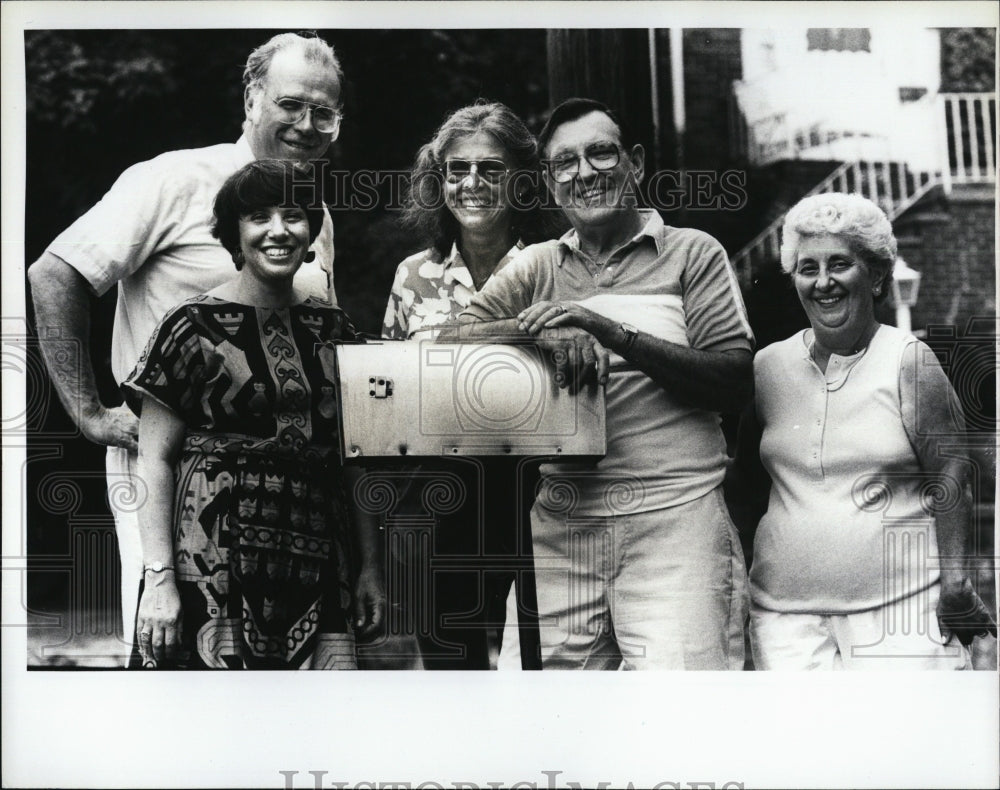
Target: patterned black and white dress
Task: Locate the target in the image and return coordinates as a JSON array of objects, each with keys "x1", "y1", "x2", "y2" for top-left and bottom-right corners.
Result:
[{"x1": 123, "y1": 294, "x2": 357, "y2": 669}]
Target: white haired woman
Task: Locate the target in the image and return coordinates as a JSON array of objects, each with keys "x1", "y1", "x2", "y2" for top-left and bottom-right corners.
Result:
[{"x1": 734, "y1": 192, "x2": 995, "y2": 670}]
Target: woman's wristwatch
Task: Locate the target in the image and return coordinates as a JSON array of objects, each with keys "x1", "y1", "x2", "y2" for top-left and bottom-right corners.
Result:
[
  {"x1": 619, "y1": 322, "x2": 639, "y2": 353},
  {"x1": 143, "y1": 560, "x2": 175, "y2": 573}
]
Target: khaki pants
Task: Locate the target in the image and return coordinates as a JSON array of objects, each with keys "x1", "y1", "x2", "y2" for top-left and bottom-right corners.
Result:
[{"x1": 531, "y1": 486, "x2": 749, "y2": 670}]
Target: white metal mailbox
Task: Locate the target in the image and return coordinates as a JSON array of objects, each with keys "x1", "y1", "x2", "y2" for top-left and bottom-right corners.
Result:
[{"x1": 330, "y1": 341, "x2": 606, "y2": 461}]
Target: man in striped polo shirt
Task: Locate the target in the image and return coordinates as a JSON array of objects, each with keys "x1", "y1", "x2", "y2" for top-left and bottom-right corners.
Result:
[{"x1": 456, "y1": 98, "x2": 754, "y2": 669}]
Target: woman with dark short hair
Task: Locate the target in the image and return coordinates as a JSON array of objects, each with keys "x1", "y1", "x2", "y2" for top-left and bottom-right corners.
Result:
[
  {"x1": 735, "y1": 192, "x2": 995, "y2": 669},
  {"x1": 125, "y1": 160, "x2": 384, "y2": 669}
]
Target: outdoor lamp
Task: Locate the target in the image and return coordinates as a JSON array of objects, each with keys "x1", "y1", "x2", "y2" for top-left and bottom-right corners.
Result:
[
  {"x1": 889, "y1": 257, "x2": 922, "y2": 309},
  {"x1": 888, "y1": 257, "x2": 921, "y2": 333}
]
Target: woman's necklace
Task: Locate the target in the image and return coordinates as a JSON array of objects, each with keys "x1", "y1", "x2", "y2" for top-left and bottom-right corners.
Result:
[{"x1": 810, "y1": 322, "x2": 880, "y2": 370}]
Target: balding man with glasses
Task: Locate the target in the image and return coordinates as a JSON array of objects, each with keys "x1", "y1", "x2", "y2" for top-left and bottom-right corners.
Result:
[
  {"x1": 453, "y1": 98, "x2": 754, "y2": 670},
  {"x1": 28, "y1": 31, "x2": 344, "y2": 664}
]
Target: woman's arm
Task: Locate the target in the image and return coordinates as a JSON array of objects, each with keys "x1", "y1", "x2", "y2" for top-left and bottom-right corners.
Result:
[
  {"x1": 343, "y1": 466, "x2": 386, "y2": 640},
  {"x1": 134, "y1": 397, "x2": 186, "y2": 664},
  {"x1": 725, "y1": 398, "x2": 771, "y2": 559},
  {"x1": 381, "y1": 261, "x2": 411, "y2": 340},
  {"x1": 900, "y1": 341, "x2": 997, "y2": 645}
]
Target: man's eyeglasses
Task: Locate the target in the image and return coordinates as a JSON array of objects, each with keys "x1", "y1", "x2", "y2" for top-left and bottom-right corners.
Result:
[
  {"x1": 542, "y1": 144, "x2": 621, "y2": 183},
  {"x1": 271, "y1": 96, "x2": 343, "y2": 136},
  {"x1": 442, "y1": 159, "x2": 510, "y2": 184}
]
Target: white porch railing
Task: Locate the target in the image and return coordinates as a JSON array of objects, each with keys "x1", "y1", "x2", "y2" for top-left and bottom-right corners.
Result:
[
  {"x1": 743, "y1": 111, "x2": 889, "y2": 167},
  {"x1": 940, "y1": 92, "x2": 997, "y2": 190},
  {"x1": 731, "y1": 92, "x2": 996, "y2": 286},
  {"x1": 731, "y1": 160, "x2": 941, "y2": 285}
]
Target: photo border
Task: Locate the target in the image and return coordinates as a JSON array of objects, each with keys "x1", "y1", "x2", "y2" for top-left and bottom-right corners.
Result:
[{"x1": 3, "y1": 3, "x2": 998, "y2": 788}]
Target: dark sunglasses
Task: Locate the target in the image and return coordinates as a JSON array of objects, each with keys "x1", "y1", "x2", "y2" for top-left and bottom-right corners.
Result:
[{"x1": 442, "y1": 158, "x2": 510, "y2": 184}]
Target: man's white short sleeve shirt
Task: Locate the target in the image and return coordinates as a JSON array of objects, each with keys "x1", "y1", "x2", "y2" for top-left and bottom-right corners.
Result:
[{"x1": 46, "y1": 136, "x2": 335, "y2": 383}]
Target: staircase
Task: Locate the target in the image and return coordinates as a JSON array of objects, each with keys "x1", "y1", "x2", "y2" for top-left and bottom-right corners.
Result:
[{"x1": 731, "y1": 92, "x2": 997, "y2": 287}]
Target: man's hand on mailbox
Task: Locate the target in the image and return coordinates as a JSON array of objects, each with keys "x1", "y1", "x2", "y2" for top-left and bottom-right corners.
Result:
[{"x1": 518, "y1": 301, "x2": 611, "y2": 393}]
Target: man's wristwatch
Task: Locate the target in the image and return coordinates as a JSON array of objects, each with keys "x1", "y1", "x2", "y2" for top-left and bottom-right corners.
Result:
[
  {"x1": 144, "y1": 560, "x2": 174, "y2": 573},
  {"x1": 619, "y1": 322, "x2": 639, "y2": 353}
]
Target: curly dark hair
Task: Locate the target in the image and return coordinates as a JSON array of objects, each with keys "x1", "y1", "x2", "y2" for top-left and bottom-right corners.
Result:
[
  {"x1": 401, "y1": 101, "x2": 540, "y2": 257},
  {"x1": 212, "y1": 160, "x2": 326, "y2": 267}
]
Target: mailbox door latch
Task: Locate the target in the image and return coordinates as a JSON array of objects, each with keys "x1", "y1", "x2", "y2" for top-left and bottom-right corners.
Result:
[{"x1": 368, "y1": 376, "x2": 393, "y2": 398}]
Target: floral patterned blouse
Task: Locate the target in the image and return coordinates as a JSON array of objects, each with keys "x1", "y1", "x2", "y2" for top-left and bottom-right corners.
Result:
[{"x1": 381, "y1": 242, "x2": 523, "y2": 340}]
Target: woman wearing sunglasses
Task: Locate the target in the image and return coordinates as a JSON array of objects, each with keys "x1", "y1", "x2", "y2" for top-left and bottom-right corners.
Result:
[
  {"x1": 383, "y1": 101, "x2": 539, "y2": 340},
  {"x1": 379, "y1": 101, "x2": 540, "y2": 669}
]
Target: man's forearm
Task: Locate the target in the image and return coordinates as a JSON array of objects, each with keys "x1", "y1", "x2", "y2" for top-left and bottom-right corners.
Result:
[
  {"x1": 588, "y1": 315, "x2": 752, "y2": 413},
  {"x1": 627, "y1": 336, "x2": 753, "y2": 414},
  {"x1": 441, "y1": 314, "x2": 751, "y2": 412},
  {"x1": 436, "y1": 317, "x2": 527, "y2": 342},
  {"x1": 27, "y1": 252, "x2": 104, "y2": 425}
]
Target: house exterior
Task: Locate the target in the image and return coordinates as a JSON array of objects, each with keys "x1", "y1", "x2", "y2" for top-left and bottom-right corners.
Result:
[
  {"x1": 546, "y1": 27, "x2": 995, "y2": 338},
  {"x1": 728, "y1": 26, "x2": 996, "y2": 341},
  {"x1": 735, "y1": 28, "x2": 944, "y2": 172}
]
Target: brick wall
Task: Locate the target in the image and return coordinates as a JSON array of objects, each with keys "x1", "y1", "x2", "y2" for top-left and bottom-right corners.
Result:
[{"x1": 893, "y1": 187, "x2": 996, "y2": 332}]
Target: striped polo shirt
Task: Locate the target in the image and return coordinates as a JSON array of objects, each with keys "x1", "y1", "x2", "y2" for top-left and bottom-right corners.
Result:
[{"x1": 463, "y1": 210, "x2": 753, "y2": 517}]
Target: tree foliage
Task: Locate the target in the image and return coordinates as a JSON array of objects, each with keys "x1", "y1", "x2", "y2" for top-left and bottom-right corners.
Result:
[
  {"x1": 27, "y1": 31, "x2": 177, "y2": 131},
  {"x1": 940, "y1": 28, "x2": 996, "y2": 92}
]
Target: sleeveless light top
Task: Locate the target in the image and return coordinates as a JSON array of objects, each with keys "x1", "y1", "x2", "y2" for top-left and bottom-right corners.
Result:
[{"x1": 751, "y1": 324, "x2": 939, "y2": 613}]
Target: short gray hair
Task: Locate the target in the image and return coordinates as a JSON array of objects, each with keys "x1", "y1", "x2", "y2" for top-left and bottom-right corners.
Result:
[
  {"x1": 780, "y1": 192, "x2": 897, "y2": 279},
  {"x1": 243, "y1": 32, "x2": 343, "y2": 105}
]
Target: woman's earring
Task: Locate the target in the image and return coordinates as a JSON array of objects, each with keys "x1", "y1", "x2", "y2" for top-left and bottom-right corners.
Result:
[
  {"x1": 304, "y1": 250, "x2": 316, "y2": 263},
  {"x1": 873, "y1": 285, "x2": 881, "y2": 296},
  {"x1": 232, "y1": 250, "x2": 245, "y2": 270}
]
